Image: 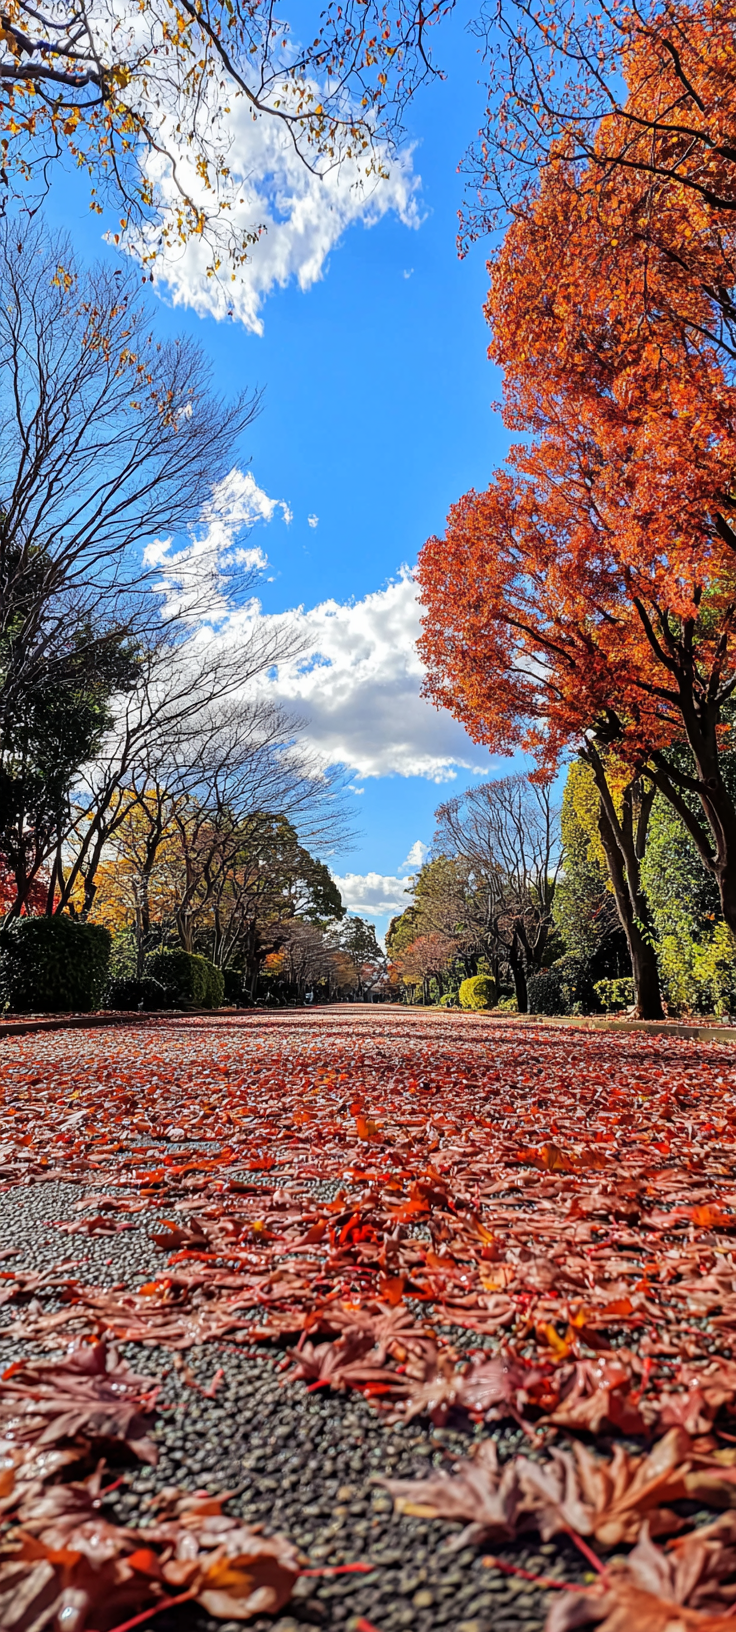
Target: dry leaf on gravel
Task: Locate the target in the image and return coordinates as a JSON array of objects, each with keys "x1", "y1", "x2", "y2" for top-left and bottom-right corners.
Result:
[
  {"x1": 547, "y1": 1516, "x2": 736, "y2": 1632},
  {"x1": 147, "y1": 1488, "x2": 301, "y2": 1618},
  {"x1": 6, "y1": 1014, "x2": 736, "y2": 1445},
  {"x1": 380, "y1": 1438, "x2": 525, "y2": 1544},
  {"x1": 0, "y1": 1339, "x2": 160, "y2": 1464},
  {"x1": 382, "y1": 1431, "x2": 736, "y2": 1550},
  {"x1": 0, "y1": 1438, "x2": 81, "y2": 1514},
  {"x1": 0, "y1": 1471, "x2": 301, "y2": 1631},
  {"x1": 544, "y1": 1358, "x2": 648, "y2": 1436}
]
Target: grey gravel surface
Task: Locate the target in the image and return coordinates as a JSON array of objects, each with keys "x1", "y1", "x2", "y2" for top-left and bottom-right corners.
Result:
[
  {"x1": 104, "y1": 1342, "x2": 589, "y2": 1632},
  {"x1": 0, "y1": 1125, "x2": 590, "y2": 1630}
]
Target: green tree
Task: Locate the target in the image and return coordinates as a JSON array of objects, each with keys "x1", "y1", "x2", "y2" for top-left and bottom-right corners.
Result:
[
  {"x1": 553, "y1": 761, "x2": 630, "y2": 979},
  {"x1": 0, "y1": 600, "x2": 138, "y2": 917},
  {"x1": 641, "y1": 787, "x2": 736, "y2": 1016}
]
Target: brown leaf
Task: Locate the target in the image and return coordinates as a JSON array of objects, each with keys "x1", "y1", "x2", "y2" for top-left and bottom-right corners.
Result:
[
  {"x1": 148, "y1": 1489, "x2": 301, "y2": 1617},
  {"x1": 2, "y1": 1473, "x2": 300, "y2": 1629},
  {"x1": 381, "y1": 1438, "x2": 524, "y2": 1544},
  {"x1": 382, "y1": 1430, "x2": 736, "y2": 1553},
  {"x1": 0, "y1": 1339, "x2": 159, "y2": 1464},
  {"x1": 546, "y1": 1517, "x2": 736, "y2": 1632},
  {"x1": 545, "y1": 1358, "x2": 647, "y2": 1436}
]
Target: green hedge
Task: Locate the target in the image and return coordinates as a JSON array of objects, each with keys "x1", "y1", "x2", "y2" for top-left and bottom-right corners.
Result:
[
  {"x1": 145, "y1": 948, "x2": 224, "y2": 1009},
  {"x1": 104, "y1": 975, "x2": 168, "y2": 1011},
  {"x1": 207, "y1": 962, "x2": 225, "y2": 1008},
  {"x1": 594, "y1": 976, "x2": 635, "y2": 1013},
  {"x1": 0, "y1": 917, "x2": 111, "y2": 1013},
  {"x1": 459, "y1": 974, "x2": 496, "y2": 1010},
  {"x1": 528, "y1": 955, "x2": 598, "y2": 1016}
]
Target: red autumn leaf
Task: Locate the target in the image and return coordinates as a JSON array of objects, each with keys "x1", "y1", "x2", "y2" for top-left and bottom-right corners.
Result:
[{"x1": 0, "y1": 1341, "x2": 159, "y2": 1464}]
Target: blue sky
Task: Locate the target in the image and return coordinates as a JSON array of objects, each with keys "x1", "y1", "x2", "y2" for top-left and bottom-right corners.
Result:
[{"x1": 41, "y1": 11, "x2": 513, "y2": 940}]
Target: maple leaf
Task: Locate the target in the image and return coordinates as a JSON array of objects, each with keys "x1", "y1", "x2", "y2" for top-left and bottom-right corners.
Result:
[
  {"x1": 150, "y1": 1218, "x2": 210, "y2": 1251},
  {"x1": 0, "y1": 1471, "x2": 164, "y2": 1632},
  {"x1": 517, "y1": 1430, "x2": 733, "y2": 1547},
  {"x1": 545, "y1": 1358, "x2": 647, "y2": 1436},
  {"x1": 0, "y1": 1437, "x2": 80, "y2": 1514},
  {"x1": 380, "y1": 1438, "x2": 525, "y2": 1544},
  {"x1": 381, "y1": 1428, "x2": 736, "y2": 1555},
  {"x1": 0, "y1": 1474, "x2": 301, "y2": 1630},
  {"x1": 151, "y1": 1489, "x2": 301, "y2": 1617},
  {"x1": 0, "y1": 1340, "x2": 159, "y2": 1464},
  {"x1": 287, "y1": 1330, "x2": 401, "y2": 1395},
  {"x1": 547, "y1": 1517, "x2": 736, "y2": 1632}
]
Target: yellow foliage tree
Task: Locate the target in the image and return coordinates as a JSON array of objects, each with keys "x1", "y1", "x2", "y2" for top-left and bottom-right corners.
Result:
[{"x1": 0, "y1": 0, "x2": 443, "y2": 271}]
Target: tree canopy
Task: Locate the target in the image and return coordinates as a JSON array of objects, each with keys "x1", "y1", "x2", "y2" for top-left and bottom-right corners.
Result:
[{"x1": 0, "y1": 0, "x2": 449, "y2": 270}]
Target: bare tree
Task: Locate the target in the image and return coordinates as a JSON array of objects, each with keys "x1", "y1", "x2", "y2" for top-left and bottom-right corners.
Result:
[
  {"x1": 15, "y1": 601, "x2": 295, "y2": 919},
  {"x1": 147, "y1": 705, "x2": 349, "y2": 957},
  {"x1": 0, "y1": 218, "x2": 263, "y2": 915},
  {"x1": 75, "y1": 638, "x2": 351, "y2": 982},
  {"x1": 435, "y1": 774, "x2": 562, "y2": 1011},
  {"x1": 267, "y1": 920, "x2": 337, "y2": 1004},
  {"x1": 0, "y1": 222, "x2": 257, "y2": 714}
]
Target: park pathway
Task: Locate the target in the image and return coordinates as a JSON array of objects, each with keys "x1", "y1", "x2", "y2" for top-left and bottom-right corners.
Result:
[{"x1": 1, "y1": 1007, "x2": 734, "y2": 1632}]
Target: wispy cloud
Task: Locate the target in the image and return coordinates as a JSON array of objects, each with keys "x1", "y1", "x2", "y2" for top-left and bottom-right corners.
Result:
[
  {"x1": 132, "y1": 91, "x2": 421, "y2": 335},
  {"x1": 145, "y1": 467, "x2": 290, "y2": 620}
]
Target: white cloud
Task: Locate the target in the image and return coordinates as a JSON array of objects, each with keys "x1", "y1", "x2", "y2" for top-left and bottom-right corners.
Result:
[
  {"x1": 221, "y1": 567, "x2": 494, "y2": 780},
  {"x1": 332, "y1": 871, "x2": 413, "y2": 919},
  {"x1": 146, "y1": 476, "x2": 494, "y2": 782},
  {"x1": 145, "y1": 467, "x2": 289, "y2": 619},
  {"x1": 308, "y1": 515, "x2": 319, "y2": 529},
  {"x1": 137, "y1": 95, "x2": 420, "y2": 335},
  {"x1": 400, "y1": 840, "x2": 429, "y2": 873}
]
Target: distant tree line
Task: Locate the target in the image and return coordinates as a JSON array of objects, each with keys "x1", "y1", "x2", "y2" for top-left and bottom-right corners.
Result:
[
  {"x1": 388, "y1": 764, "x2": 736, "y2": 1019},
  {"x1": 0, "y1": 220, "x2": 384, "y2": 1010}
]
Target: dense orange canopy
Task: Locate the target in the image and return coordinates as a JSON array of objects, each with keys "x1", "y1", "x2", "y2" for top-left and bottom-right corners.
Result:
[{"x1": 418, "y1": 135, "x2": 736, "y2": 776}]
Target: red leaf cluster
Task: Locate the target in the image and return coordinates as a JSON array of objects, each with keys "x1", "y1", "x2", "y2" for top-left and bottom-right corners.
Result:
[
  {"x1": 2, "y1": 1012, "x2": 736, "y2": 1433},
  {"x1": 5, "y1": 1009, "x2": 736, "y2": 1628}
]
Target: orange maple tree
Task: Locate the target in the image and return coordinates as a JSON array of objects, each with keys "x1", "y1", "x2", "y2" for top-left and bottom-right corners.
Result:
[
  {"x1": 463, "y1": 0, "x2": 736, "y2": 331},
  {"x1": 418, "y1": 105, "x2": 736, "y2": 1011}
]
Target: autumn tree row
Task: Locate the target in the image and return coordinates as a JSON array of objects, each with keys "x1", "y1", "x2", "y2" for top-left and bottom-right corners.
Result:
[
  {"x1": 0, "y1": 220, "x2": 381, "y2": 1004},
  {"x1": 417, "y1": 0, "x2": 736, "y2": 1019}
]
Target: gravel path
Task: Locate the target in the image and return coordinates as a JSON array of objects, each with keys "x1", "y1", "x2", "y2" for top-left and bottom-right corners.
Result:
[
  {"x1": 7, "y1": 1007, "x2": 697, "y2": 1632},
  {"x1": 0, "y1": 1159, "x2": 588, "y2": 1631}
]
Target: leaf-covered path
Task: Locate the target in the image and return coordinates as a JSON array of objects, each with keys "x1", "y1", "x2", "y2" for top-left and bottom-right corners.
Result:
[{"x1": 2, "y1": 1007, "x2": 736, "y2": 1631}]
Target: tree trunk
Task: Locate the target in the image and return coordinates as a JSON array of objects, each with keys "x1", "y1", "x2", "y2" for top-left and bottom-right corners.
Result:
[
  {"x1": 594, "y1": 779, "x2": 664, "y2": 1020},
  {"x1": 176, "y1": 910, "x2": 194, "y2": 953},
  {"x1": 509, "y1": 941, "x2": 528, "y2": 1012}
]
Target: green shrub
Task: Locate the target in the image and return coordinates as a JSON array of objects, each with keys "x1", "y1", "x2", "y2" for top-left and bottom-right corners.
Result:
[
  {"x1": 594, "y1": 976, "x2": 635, "y2": 1013},
  {"x1": 654, "y1": 922, "x2": 736, "y2": 1016},
  {"x1": 438, "y1": 992, "x2": 460, "y2": 1007},
  {"x1": 0, "y1": 916, "x2": 111, "y2": 1013},
  {"x1": 205, "y1": 962, "x2": 225, "y2": 1008},
  {"x1": 109, "y1": 928, "x2": 137, "y2": 981},
  {"x1": 528, "y1": 955, "x2": 598, "y2": 1016},
  {"x1": 496, "y1": 995, "x2": 518, "y2": 1012},
  {"x1": 144, "y1": 948, "x2": 224, "y2": 1008},
  {"x1": 459, "y1": 974, "x2": 496, "y2": 1010},
  {"x1": 223, "y1": 967, "x2": 247, "y2": 1004},
  {"x1": 104, "y1": 975, "x2": 168, "y2": 1011}
]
